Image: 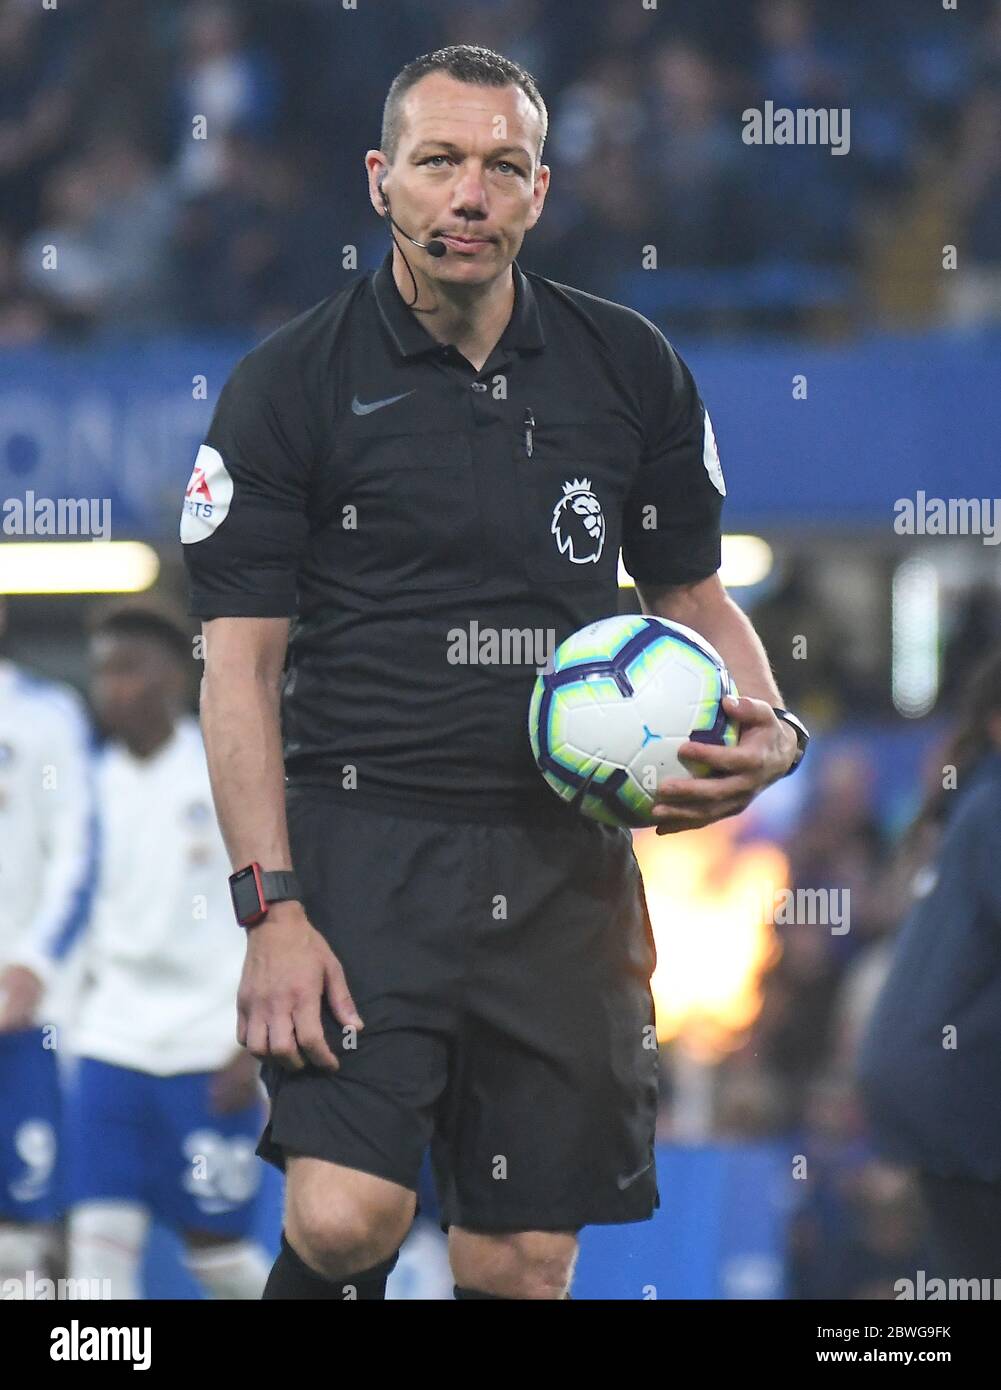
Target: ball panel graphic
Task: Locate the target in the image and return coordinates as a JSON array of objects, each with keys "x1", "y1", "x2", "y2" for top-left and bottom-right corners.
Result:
[
  {"x1": 528, "y1": 614, "x2": 739, "y2": 828},
  {"x1": 553, "y1": 612, "x2": 649, "y2": 670}
]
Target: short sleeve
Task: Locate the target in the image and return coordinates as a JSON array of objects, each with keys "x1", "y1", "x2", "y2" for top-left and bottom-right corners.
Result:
[
  {"x1": 621, "y1": 326, "x2": 725, "y2": 587},
  {"x1": 180, "y1": 347, "x2": 315, "y2": 618}
]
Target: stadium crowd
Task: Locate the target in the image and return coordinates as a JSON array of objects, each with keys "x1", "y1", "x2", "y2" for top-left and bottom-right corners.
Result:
[{"x1": 1, "y1": 0, "x2": 1000, "y2": 343}]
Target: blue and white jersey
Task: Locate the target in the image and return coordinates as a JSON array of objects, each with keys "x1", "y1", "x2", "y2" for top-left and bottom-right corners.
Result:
[
  {"x1": 70, "y1": 716, "x2": 245, "y2": 1075},
  {"x1": 0, "y1": 660, "x2": 98, "y2": 1027}
]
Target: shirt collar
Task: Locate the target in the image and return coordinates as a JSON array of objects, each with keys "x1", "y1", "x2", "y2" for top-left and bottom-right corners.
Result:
[{"x1": 372, "y1": 247, "x2": 545, "y2": 359}]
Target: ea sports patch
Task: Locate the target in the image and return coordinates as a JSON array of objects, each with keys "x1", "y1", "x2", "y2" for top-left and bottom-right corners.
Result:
[
  {"x1": 180, "y1": 444, "x2": 234, "y2": 542},
  {"x1": 702, "y1": 410, "x2": 726, "y2": 496}
]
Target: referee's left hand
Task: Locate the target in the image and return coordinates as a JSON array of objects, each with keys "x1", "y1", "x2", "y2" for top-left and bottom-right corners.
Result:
[{"x1": 649, "y1": 695, "x2": 798, "y2": 835}]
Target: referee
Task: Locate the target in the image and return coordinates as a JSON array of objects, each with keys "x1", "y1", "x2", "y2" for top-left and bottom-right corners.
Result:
[{"x1": 181, "y1": 44, "x2": 809, "y2": 1301}]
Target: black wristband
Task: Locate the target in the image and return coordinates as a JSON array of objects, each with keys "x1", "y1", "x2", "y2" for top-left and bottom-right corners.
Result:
[
  {"x1": 259, "y1": 870, "x2": 301, "y2": 904},
  {"x1": 772, "y1": 707, "x2": 810, "y2": 776}
]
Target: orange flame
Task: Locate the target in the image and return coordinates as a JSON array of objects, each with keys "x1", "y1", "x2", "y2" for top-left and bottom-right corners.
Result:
[{"x1": 633, "y1": 819, "x2": 787, "y2": 1063}]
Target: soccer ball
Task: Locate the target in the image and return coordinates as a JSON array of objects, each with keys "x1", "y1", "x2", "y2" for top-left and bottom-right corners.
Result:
[{"x1": 528, "y1": 614, "x2": 739, "y2": 829}]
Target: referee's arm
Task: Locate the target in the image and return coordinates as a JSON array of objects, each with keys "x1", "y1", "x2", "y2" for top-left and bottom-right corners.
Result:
[
  {"x1": 638, "y1": 571, "x2": 799, "y2": 795},
  {"x1": 199, "y1": 616, "x2": 362, "y2": 1074},
  {"x1": 623, "y1": 329, "x2": 799, "y2": 834},
  {"x1": 181, "y1": 351, "x2": 362, "y2": 1074}
]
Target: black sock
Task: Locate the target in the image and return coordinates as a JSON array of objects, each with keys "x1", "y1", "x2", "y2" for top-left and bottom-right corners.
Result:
[{"x1": 263, "y1": 1230, "x2": 399, "y2": 1300}]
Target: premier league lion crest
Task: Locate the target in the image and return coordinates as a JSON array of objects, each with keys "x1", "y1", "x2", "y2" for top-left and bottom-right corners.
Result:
[{"x1": 551, "y1": 477, "x2": 605, "y2": 564}]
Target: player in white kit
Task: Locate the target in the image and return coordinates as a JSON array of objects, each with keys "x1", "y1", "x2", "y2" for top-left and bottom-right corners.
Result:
[
  {"x1": 63, "y1": 604, "x2": 271, "y2": 1298},
  {"x1": 0, "y1": 597, "x2": 98, "y2": 1295}
]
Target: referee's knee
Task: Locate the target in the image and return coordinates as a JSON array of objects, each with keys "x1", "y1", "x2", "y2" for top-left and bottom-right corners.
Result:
[
  {"x1": 284, "y1": 1157, "x2": 416, "y2": 1279},
  {"x1": 450, "y1": 1228, "x2": 579, "y2": 1300}
]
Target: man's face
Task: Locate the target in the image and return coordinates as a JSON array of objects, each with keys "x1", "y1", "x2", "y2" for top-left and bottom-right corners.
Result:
[
  {"x1": 369, "y1": 72, "x2": 550, "y2": 286},
  {"x1": 88, "y1": 633, "x2": 179, "y2": 742}
]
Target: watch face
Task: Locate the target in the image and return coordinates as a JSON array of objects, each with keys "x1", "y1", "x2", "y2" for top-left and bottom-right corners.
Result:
[{"x1": 230, "y1": 865, "x2": 265, "y2": 924}]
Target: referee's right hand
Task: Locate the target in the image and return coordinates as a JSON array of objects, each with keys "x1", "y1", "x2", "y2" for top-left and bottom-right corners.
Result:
[{"x1": 236, "y1": 901, "x2": 364, "y2": 1072}]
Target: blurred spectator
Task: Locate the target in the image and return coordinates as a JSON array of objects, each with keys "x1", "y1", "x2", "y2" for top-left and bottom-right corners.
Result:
[
  {"x1": 17, "y1": 160, "x2": 109, "y2": 335},
  {"x1": 60, "y1": 0, "x2": 173, "y2": 165},
  {"x1": 441, "y1": 0, "x2": 556, "y2": 91},
  {"x1": 940, "y1": 581, "x2": 1001, "y2": 707},
  {"x1": 170, "y1": 132, "x2": 279, "y2": 332},
  {"x1": 754, "y1": 0, "x2": 845, "y2": 109},
  {"x1": 858, "y1": 646, "x2": 1001, "y2": 1281},
  {"x1": 170, "y1": 1, "x2": 280, "y2": 196},
  {"x1": 524, "y1": 149, "x2": 667, "y2": 301},
  {"x1": 746, "y1": 0, "x2": 858, "y2": 265},
  {"x1": 944, "y1": 80, "x2": 1001, "y2": 328},
  {"x1": 18, "y1": 136, "x2": 175, "y2": 336},
  {"x1": 0, "y1": 229, "x2": 52, "y2": 345},
  {"x1": 647, "y1": 42, "x2": 759, "y2": 269},
  {"x1": 748, "y1": 560, "x2": 871, "y2": 722},
  {"x1": 521, "y1": 52, "x2": 648, "y2": 287},
  {"x1": 715, "y1": 1060, "x2": 790, "y2": 1139},
  {"x1": 726, "y1": 749, "x2": 891, "y2": 1133},
  {"x1": 0, "y1": 0, "x2": 77, "y2": 239},
  {"x1": 549, "y1": 53, "x2": 646, "y2": 173},
  {"x1": 253, "y1": 144, "x2": 355, "y2": 330},
  {"x1": 785, "y1": 750, "x2": 891, "y2": 956},
  {"x1": 789, "y1": 1145, "x2": 928, "y2": 1299},
  {"x1": 81, "y1": 132, "x2": 176, "y2": 330},
  {"x1": 740, "y1": 927, "x2": 842, "y2": 1131},
  {"x1": 173, "y1": 136, "x2": 352, "y2": 335}
]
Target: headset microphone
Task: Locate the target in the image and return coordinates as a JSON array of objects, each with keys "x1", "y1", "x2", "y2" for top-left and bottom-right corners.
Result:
[{"x1": 379, "y1": 186, "x2": 447, "y2": 258}]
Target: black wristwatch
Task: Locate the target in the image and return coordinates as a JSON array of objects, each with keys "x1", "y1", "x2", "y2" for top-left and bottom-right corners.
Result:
[
  {"x1": 229, "y1": 863, "x2": 302, "y2": 927},
  {"x1": 772, "y1": 708, "x2": 810, "y2": 776}
]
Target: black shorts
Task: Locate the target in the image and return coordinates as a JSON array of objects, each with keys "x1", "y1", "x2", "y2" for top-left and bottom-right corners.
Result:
[{"x1": 256, "y1": 784, "x2": 661, "y2": 1234}]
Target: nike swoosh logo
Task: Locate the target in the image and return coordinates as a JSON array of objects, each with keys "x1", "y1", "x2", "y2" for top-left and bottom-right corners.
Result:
[
  {"x1": 617, "y1": 1160, "x2": 654, "y2": 1191},
  {"x1": 351, "y1": 391, "x2": 416, "y2": 415}
]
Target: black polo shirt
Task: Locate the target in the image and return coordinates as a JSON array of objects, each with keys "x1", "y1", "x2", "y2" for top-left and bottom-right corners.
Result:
[{"x1": 181, "y1": 248, "x2": 726, "y2": 821}]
